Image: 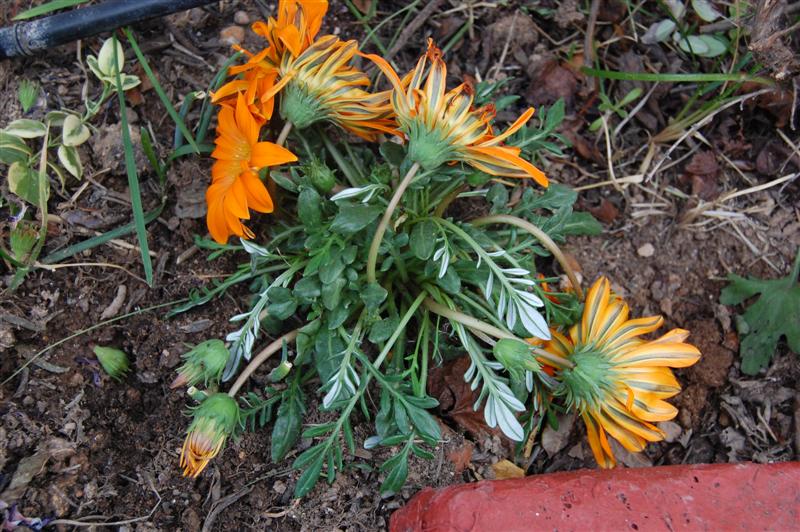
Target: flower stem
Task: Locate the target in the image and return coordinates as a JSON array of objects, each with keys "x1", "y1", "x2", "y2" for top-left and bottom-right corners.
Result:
[
  {"x1": 227, "y1": 329, "x2": 299, "y2": 397},
  {"x1": 470, "y1": 214, "x2": 585, "y2": 301},
  {"x1": 423, "y1": 298, "x2": 574, "y2": 369},
  {"x1": 366, "y1": 162, "x2": 420, "y2": 284},
  {"x1": 277, "y1": 121, "x2": 293, "y2": 147}
]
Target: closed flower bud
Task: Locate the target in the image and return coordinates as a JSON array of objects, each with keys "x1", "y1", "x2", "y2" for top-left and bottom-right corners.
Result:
[
  {"x1": 171, "y1": 340, "x2": 229, "y2": 389},
  {"x1": 180, "y1": 393, "x2": 240, "y2": 478},
  {"x1": 304, "y1": 159, "x2": 337, "y2": 193},
  {"x1": 493, "y1": 338, "x2": 541, "y2": 381},
  {"x1": 93, "y1": 346, "x2": 130, "y2": 381}
]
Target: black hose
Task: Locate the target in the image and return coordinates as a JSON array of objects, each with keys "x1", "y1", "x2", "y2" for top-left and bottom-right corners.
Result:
[{"x1": 0, "y1": 0, "x2": 219, "y2": 59}]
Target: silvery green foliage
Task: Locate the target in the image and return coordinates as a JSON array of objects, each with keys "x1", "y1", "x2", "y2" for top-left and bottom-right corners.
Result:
[
  {"x1": 485, "y1": 265, "x2": 550, "y2": 340},
  {"x1": 455, "y1": 324, "x2": 526, "y2": 441},
  {"x1": 641, "y1": 0, "x2": 727, "y2": 57}
]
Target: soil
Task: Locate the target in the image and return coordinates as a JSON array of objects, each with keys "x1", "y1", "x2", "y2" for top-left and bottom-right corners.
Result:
[{"x1": 1, "y1": 1, "x2": 799, "y2": 530}]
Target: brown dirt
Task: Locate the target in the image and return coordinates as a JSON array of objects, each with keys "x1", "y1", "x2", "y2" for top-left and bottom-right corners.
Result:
[{"x1": 2, "y1": 1, "x2": 799, "y2": 530}]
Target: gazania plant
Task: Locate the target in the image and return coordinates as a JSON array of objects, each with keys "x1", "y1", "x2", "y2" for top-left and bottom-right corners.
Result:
[{"x1": 169, "y1": 0, "x2": 701, "y2": 497}]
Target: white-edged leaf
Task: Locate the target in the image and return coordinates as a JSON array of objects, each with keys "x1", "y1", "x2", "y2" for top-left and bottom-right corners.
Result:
[
  {"x1": 433, "y1": 246, "x2": 446, "y2": 262},
  {"x1": 517, "y1": 300, "x2": 551, "y2": 340},
  {"x1": 86, "y1": 55, "x2": 106, "y2": 82},
  {"x1": 437, "y1": 249, "x2": 449, "y2": 278},
  {"x1": 674, "y1": 33, "x2": 709, "y2": 55},
  {"x1": 97, "y1": 38, "x2": 125, "y2": 77},
  {"x1": 508, "y1": 278, "x2": 537, "y2": 286},
  {"x1": 494, "y1": 399, "x2": 524, "y2": 441},
  {"x1": 5, "y1": 119, "x2": 46, "y2": 138},
  {"x1": 692, "y1": 0, "x2": 721, "y2": 21},
  {"x1": 61, "y1": 114, "x2": 91, "y2": 147},
  {"x1": 641, "y1": 19, "x2": 676, "y2": 44},
  {"x1": 57, "y1": 144, "x2": 83, "y2": 179},
  {"x1": 691, "y1": 35, "x2": 728, "y2": 57},
  {"x1": 364, "y1": 436, "x2": 381, "y2": 449},
  {"x1": 516, "y1": 290, "x2": 544, "y2": 307},
  {"x1": 484, "y1": 273, "x2": 494, "y2": 299},
  {"x1": 665, "y1": 0, "x2": 686, "y2": 18},
  {"x1": 241, "y1": 238, "x2": 270, "y2": 256},
  {"x1": 505, "y1": 302, "x2": 517, "y2": 330},
  {"x1": 497, "y1": 289, "x2": 507, "y2": 320},
  {"x1": 500, "y1": 267, "x2": 530, "y2": 276},
  {"x1": 486, "y1": 250, "x2": 505, "y2": 257}
]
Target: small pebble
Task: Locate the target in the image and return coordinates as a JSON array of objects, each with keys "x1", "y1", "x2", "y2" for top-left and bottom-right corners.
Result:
[
  {"x1": 234, "y1": 10, "x2": 250, "y2": 25},
  {"x1": 220, "y1": 26, "x2": 245, "y2": 46},
  {"x1": 637, "y1": 243, "x2": 655, "y2": 257}
]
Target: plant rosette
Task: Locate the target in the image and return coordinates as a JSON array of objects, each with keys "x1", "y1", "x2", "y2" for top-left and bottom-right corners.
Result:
[{"x1": 168, "y1": 0, "x2": 702, "y2": 499}]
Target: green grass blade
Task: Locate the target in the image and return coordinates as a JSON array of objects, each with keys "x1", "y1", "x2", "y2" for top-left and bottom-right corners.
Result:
[
  {"x1": 13, "y1": 0, "x2": 89, "y2": 20},
  {"x1": 113, "y1": 35, "x2": 153, "y2": 286},
  {"x1": 581, "y1": 67, "x2": 773, "y2": 85},
  {"x1": 123, "y1": 28, "x2": 200, "y2": 155},
  {"x1": 41, "y1": 207, "x2": 163, "y2": 264}
]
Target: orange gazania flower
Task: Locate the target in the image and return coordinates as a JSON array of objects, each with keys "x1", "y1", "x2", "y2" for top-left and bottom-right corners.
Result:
[
  {"x1": 542, "y1": 277, "x2": 701, "y2": 468},
  {"x1": 207, "y1": 93, "x2": 297, "y2": 243},
  {"x1": 365, "y1": 39, "x2": 548, "y2": 186},
  {"x1": 212, "y1": 1, "x2": 392, "y2": 140}
]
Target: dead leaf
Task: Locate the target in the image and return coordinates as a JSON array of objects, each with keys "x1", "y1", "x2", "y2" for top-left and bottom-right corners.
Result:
[
  {"x1": 608, "y1": 439, "x2": 653, "y2": 468},
  {"x1": 541, "y1": 412, "x2": 576, "y2": 455},
  {"x1": 351, "y1": 0, "x2": 372, "y2": 14},
  {"x1": 428, "y1": 356, "x2": 500, "y2": 438},
  {"x1": 446, "y1": 441, "x2": 475, "y2": 475},
  {"x1": 587, "y1": 198, "x2": 619, "y2": 224},
  {"x1": 0, "y1": 438, "x2": 75, "y2": 501},
  {"x1": 491, "y1": 459, "x2": 526, "y2": 479},
  {"x1": 685, "y1": 150, "x2": 719, "y2": 176},
  {"x1": 526, "y1": 57, "x2": 579, "y2": 107}
]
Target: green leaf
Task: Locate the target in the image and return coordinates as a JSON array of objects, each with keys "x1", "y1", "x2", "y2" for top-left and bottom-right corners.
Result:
[
  {"x1": 410, "y1": 220, "x2": 437, "y2": 260},
  {"x1": 271, "y1": 386, "x2": 305, "y2": 462},
  {"x1": 4, "y1": 119, "x2": 47, "y2": 139},
  {"x1": 98, "y1": 38, "x2": 125, "y2": 78},
  {"x1": 321, "y1": 277, "x2": 346, "y2": 310},
  {"x1": 0, "y1": 132, "x2": 32, "y2": 165},
  {"x1": 314, "y1": 330, "x2": 346, "y2": 384},
  {"x1": 379, "y1": 447, "x2": 410, "y2": 496},
  {"x1": 124, "y1": 28, "x2": 199, "y2": 154},
  {"x1": 331, "y1": 204, "x2": 383, "y2": 234},
  {"x1": 361, "y1": 283, "x2": 388, "y2": 313},
  {"x1": 61, "y1": 114, "x2": 91, "y2": 147},
  {"x1": 112, "y1": 36, "x2": 153, "y2": 286},
  {"x1": 267, "y1": 298, "x2": 297, "y2": 320},
  {"x1": 13, "y1": 0, "x2": 89, "y2": 20},
  {"x1": 294, "y1": 276, "x2": 321, "y2": 299},
  {"x1": 720, "y1": 249, "x2": 800, "y2": 374},
  {"x1": 368, "y1": 317, "x2": 399, "y2": 343},
  {"x1": 379, "y1": 141, "x2": 406, "y2": 167},
  {"x1": 8, "y1": 161, "x2": 46, "y2": 204},
  {"x1": 57, "y1": 145, "x2": 83, "y2": 179},
  {"x1": 293, "y1": 447, "x2": 326, "y2": 497},
  {"x1": 297, "y1": 187, "x2": 323, "y2": 228},
  {"x1": 403, "y1": 403, "x2": 441, "y2": 442},
  {"x1": 562, "y1": 211, "x2": 603, "y2": 236}
]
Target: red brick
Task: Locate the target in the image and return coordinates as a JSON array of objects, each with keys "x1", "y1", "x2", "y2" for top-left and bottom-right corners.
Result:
[{"x1": 391, "y1": 462, "x2": 800, "y2": 531}]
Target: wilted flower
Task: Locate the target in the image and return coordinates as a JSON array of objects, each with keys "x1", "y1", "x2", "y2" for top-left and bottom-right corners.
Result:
[
  {"x1": 542, "y1": 277, "x2": 701, "y2": 468},
  {"x1": 180, "y1": 393, "x2": 240, "y2": 478},
  {"x1": 171, "y1": 339, "x2": 229, "y2": 389},
  {"x1": 93, "y1": 345, "x2": 129, "y2": 381},
  {"x1": 365, "y1": 39, "x2": 548, "y2": 185}
]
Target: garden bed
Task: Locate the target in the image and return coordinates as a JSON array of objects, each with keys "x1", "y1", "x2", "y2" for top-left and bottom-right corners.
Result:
[{"x1": 1, "y1": 0, "x2": 798, "y2": 530}]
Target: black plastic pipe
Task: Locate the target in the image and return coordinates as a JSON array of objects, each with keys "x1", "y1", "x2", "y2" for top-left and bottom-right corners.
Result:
[{"x1": 0, "y1": 0, "x2": 219, "y2": 59}]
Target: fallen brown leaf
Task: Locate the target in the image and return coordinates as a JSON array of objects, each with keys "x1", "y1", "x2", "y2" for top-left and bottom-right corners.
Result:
[
  {"x1": 446, "y1": 441, "x2": 475, "y2": 475},
  {"x1": 587, "y1": 198, "x2": 619, "y2": 224},
  {"x1": 491, "y1": 459, "x2": 526, "y2": 479}
]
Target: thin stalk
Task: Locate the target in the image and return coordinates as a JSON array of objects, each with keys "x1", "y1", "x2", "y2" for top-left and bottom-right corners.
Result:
[
  {"x1": 276, "y1": 121, "x2": 293, "y2": 146},
  {"x1": 470, "y1": 214, "x2": 584, "y2": 301},
  {"x1": 227, "y1": 329, "x2": 299, "y2": 397},
  {"x1": 366, "y1": 162, "x2": 420, "y2": 283},
  {"x1": 423, "y1": 298, "x2": 573, "y2": 370}
]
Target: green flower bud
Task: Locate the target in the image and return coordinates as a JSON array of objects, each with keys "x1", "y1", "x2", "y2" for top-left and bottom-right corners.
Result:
[
  {"x1": 180, "y1": 393, "x2": 240, "y2": 477},
  {"x1": 493, "y1": 339, "x2": 541, "y2": 381},
  {"x1": 93, "y1": 346, "x2": 130, "y2": 381},
  {"x1": 304, "y1": 159, "x2": 337, "y2": 193},
  {"x1": 171, "y1": 339, "x2": 229, "y2": 389}
]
